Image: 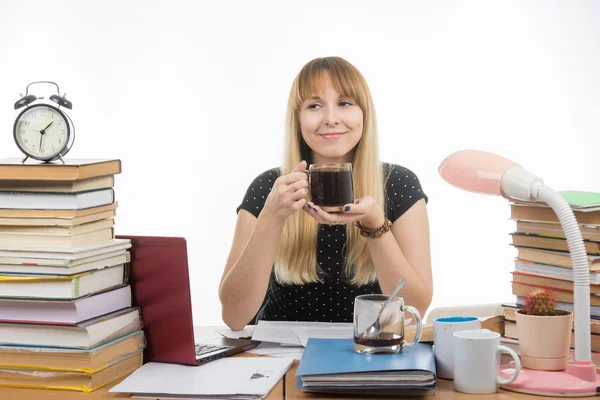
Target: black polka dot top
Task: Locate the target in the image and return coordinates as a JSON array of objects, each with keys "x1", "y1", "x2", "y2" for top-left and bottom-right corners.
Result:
[{"x1": 236, "y1": 163, "x2": 428, "y2": 323}]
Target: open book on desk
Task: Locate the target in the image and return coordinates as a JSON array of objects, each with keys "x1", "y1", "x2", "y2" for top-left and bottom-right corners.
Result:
[{"x1": 296, "y1": 338, "x2": 436, "y2": 396}]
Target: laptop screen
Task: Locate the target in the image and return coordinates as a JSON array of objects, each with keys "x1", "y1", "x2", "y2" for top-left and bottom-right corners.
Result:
[{"x1": 116, "y1": 235, "x2": 198, "y2": 366}]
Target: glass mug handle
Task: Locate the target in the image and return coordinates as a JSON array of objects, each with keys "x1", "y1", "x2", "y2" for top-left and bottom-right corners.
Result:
[
  {"x1": 303, "y1": 169, "x2": 311, "y2": 183},
  {"x1": 303, "y1": 170, "x2": 311, "y2": 199},
  {"x1": 401, "y1": 305, "x2": 422, "y2": 348}
]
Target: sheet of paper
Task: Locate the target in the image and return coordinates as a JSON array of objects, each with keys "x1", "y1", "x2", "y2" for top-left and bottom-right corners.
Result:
[
  {"x1": 109, "y1": 358, "x2": 293, "y2": 398},
  {"x1": 247, "y1": 342, "x2": 304, "y2": 360},
  {"x1": 251, "y1": 321, "x2": 303, "y2": 346},
  {"x1": 251, "y1": 321, "x2": 353, "y2": 346},
  {"x1": 249, "y1": 342, "x2": 303, "y2": 353},
  {"x1": 266, "y1": 351, "x2": 303, "y2": 360},
  {"x1": 294, "y1": 325, "x2": 354, "y2": 347},
  {"x1": 216, "y1": 325, "x2": 255, "y2": 339}
]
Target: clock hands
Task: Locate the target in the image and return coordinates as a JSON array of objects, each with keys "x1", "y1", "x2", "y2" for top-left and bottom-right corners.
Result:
[
  {"x1": 40, "y1": 121, "x2": 54, "y2": 133},
  {"x1": 38, "y1": 121, "x2": 54, "y2": 153}
]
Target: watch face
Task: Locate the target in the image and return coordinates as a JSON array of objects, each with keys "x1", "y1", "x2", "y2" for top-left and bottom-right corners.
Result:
[{"x1": 14, "y1": 104, "x2": 69, "y2": 160}]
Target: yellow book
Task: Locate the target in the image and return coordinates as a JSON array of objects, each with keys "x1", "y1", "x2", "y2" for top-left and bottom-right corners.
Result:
[
  {"x1": 0, "y1": 264, "x2": 126, "y2": 299},
  {"x1": 0, "y1": 331, "x2": 144, "y2": 372},
  {"x1": 0, "y1": 352, "x2": 142, "y2": 392}
]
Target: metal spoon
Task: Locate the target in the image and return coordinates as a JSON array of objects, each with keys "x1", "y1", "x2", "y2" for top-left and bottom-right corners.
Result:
[{"x1": 361, "y1": 278, "x2": 407, "y2": 339}]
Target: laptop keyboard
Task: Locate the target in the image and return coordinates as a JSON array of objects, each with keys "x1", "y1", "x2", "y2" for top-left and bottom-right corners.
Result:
[{"x1": 195, "y1": 343, "x2": 232, "y2": 357}]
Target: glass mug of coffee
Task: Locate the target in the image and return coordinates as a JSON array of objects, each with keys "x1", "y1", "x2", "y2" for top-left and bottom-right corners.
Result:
[
  {"x1": 353, "y1": 294, "x2": 422, "y2": 354},
  {"x1": 305, "y1": 163, "x2": 354, "y2": 212}
]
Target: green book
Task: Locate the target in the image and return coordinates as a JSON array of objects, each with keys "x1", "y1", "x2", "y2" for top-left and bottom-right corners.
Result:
[{"x1": 560, "y1": 191, "x2": 600, "y2": 209}]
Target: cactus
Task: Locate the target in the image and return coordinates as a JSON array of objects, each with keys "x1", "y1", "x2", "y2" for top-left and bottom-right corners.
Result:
[{"x1": 522, "y1": 287, "x2": 557, "y2": 316}]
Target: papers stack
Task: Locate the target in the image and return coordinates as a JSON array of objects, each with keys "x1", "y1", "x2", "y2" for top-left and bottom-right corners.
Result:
[
  {"x1": 251, "y1": 320, "x2": 353, "y2": 346},
  {"x1": 217, "y1": 325, "x2": 303, "y2": 359},
  {"x1": 243, "y1": 320, "x2": 354, "y2": 360},
  {"x1": 110, "y1": 357, "x2": 293, "y2": 399},
  {"x1": 296, "y1": 338, "x2": 437, "y2": 396},
  {"x1": 247, "y1": 342, "x2": 304, "y2": 360}
]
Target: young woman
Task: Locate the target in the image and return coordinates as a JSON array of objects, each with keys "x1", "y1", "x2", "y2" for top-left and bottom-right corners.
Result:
[{"x1": 219, "y1": 56, "x2": 432, "y2": 330}]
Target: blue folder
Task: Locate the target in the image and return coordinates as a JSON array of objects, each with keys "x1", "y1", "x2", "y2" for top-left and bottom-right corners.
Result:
[{"x1": 295, "y1": 338, "x2": 436, "y2": 392}]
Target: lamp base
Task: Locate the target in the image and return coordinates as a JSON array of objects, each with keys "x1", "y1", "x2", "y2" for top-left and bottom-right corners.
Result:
[{"x1": 499, "y1": 361, "x2": 600, "y2": 397}]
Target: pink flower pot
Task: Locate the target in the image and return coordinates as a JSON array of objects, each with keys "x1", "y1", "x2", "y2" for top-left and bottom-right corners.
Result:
[{"x1": 515, "y1": 310, "x2": 573, "y2": 371}]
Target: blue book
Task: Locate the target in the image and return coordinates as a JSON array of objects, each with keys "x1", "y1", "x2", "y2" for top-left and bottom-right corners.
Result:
[{"x1": 296, "y1": 338, "x2": 436, "y2": 394}]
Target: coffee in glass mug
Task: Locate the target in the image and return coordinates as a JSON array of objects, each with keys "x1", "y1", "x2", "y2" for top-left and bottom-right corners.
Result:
[
  {"x1": 353, "y1": 294, "x2": 422, "y2": 355},
  {"x1": 307, "y1": 163, "x2": 353, "y2": 212}
]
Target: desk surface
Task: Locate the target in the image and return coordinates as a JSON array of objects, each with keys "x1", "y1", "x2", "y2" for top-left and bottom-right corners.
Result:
[{"x1": 0, "y1": 326, "x2": 597, "y2": 400}]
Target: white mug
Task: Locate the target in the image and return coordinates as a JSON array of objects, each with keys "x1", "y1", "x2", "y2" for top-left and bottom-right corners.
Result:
[
  {"x1": 433, "y1": 316, "x2": 481, "y2": 379},
  {"x1": 453, "y1": 329, "x2": 521, "y2": 394}
]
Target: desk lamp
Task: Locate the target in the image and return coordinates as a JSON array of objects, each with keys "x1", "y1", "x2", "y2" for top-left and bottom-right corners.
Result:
[{"x1": 438, "y1": 149, "x2": 600, "y2": 397}]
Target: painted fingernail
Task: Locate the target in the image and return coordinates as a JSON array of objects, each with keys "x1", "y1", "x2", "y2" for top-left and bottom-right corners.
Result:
[
  {"x1": 344, "y1": 206, "x2": 350, "y2": 212},
  {"x1": 306, "y1": 204, "x2": 312, "y2": 210}
]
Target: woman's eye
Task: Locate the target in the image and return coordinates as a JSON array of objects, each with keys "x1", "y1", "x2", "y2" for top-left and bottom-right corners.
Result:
[
  {"x1": 307, "y1": 103, "x2": 321, "y2": 109},
  {"x1": 340, "y1": 101, "x2": 353, "y2": 106}
]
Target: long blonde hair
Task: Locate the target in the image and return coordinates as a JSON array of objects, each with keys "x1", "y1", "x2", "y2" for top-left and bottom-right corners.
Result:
[{"x1": 275, "y1": 57, "x2": 385, "y2": 286}]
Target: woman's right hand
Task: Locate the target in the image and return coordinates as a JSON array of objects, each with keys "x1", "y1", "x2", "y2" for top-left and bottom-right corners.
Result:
[{"x1": 263, "y1": 160, "x2": 309, "y2": 220}]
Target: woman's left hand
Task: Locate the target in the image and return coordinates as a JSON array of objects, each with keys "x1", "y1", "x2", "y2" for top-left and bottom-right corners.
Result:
[{"x1": 304, "y1": 196, "x2": 385, "y2": 227}]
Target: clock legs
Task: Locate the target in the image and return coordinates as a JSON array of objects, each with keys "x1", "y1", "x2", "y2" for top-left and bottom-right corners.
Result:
[{"x1": 20, "y1": 155, "x2": 65, "y2": 164}]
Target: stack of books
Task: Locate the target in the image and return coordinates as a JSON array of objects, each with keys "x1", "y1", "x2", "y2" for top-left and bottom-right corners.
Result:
[
  {"x1": 0, "y1": 158, "x2": 144, "y2": 392},
  {"x1": 501, "y1": 190, "x2": 600, "y2": 365},
  {"x1": 295, "y1": 339, "x2": 436, "y2": 396}
]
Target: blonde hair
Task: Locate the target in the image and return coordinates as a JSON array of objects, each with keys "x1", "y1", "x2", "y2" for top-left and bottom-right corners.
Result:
[{"x1": 275, "y1": 56, "x2": 385, "y2": 286}]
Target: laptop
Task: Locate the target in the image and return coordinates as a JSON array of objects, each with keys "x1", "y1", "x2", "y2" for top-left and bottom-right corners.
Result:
[{"x1": 115, "y1": 235, "x2": 259, "y2": 366}]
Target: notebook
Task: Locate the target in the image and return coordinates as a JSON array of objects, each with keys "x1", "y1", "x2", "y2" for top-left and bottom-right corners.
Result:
[
  {"x1": 512, "y1": 190, "x2": 600, "y2": 212},
  {"x1": 295, "y1": 338, "x2": 436, "y2": 395},
  {"x1": 560, "y1": 191, "x2": 600, "y2": 210}
]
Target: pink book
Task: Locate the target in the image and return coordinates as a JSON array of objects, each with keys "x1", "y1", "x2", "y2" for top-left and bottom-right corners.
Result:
[{"x1": 0, "y1": 285, "x2": 131, "y2": 325}]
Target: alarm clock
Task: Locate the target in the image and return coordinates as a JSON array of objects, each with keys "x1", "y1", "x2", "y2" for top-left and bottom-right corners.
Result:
[{"x1": 13, "y1": 81, "x2": 75, "y2": 164}]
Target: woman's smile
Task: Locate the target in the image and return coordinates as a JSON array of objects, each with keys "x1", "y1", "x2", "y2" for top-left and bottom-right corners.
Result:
[{"x1": 318, "y1": 131, "x2": 347, "y2": 140}]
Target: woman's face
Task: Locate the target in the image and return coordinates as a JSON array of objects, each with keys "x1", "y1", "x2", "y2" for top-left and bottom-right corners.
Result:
[{"x1": 299, "y1": 75, "x2": 363, "y2": 164}]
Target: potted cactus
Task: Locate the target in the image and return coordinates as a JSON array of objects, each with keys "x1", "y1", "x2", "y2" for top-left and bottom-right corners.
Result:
[{"x1": 515, "y1": 287, "x2": 573, "y2": 371}]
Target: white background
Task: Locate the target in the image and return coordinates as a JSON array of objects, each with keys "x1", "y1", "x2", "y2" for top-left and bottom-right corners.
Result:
[{"x1": 0, "y1": 1, "x2": 598, "y2": 326}]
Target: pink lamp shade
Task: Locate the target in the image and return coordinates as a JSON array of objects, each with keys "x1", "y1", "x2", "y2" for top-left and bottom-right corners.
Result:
[{"x1": 438, "y1": 150, "x2": 518, "y2": 198}]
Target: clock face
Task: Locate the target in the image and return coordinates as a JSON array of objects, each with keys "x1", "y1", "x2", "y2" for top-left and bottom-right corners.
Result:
[{"x1": 14, "y1": 104, "x2": 69, "y2": 160}]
